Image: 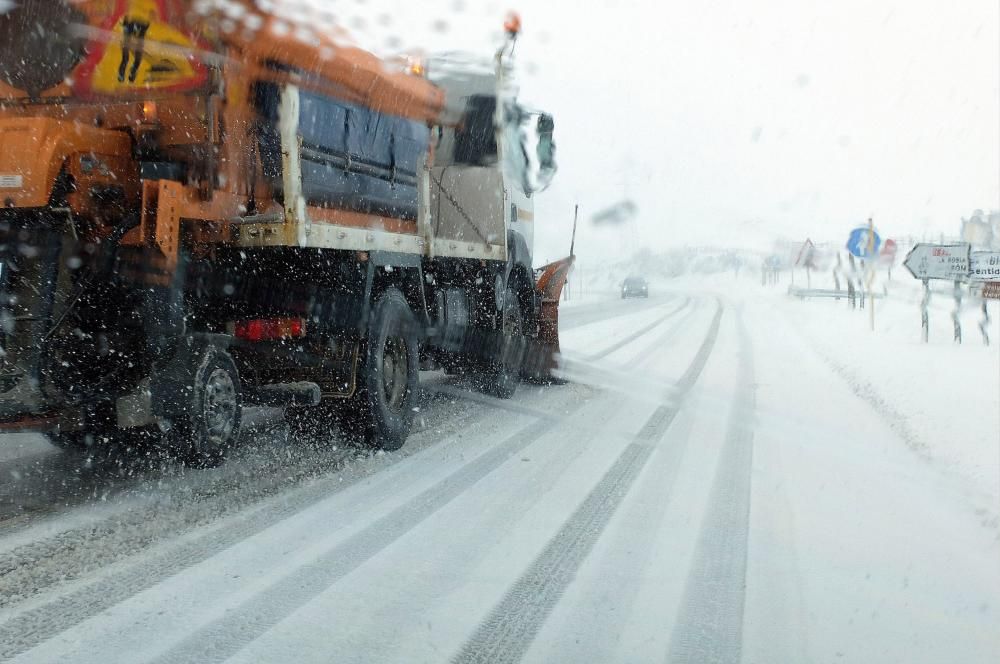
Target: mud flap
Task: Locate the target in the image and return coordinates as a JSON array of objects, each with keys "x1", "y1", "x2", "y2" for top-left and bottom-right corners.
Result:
[{"x1": 524, "y1": 255, "x2": 574, "y2": 381}]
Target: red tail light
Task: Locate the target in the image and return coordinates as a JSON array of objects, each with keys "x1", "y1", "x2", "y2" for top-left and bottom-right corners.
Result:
[{"x1": 233, "y1": 317, "x2": 306, "y2": 342}]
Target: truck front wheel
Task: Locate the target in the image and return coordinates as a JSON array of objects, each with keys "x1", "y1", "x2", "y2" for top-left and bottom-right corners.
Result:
[
  {"x1": 483, "y1": 287, "x2": 524, "y2": 399},
  {"x1": 351, "y1": 288, "x2": 419, "y2": 451}
]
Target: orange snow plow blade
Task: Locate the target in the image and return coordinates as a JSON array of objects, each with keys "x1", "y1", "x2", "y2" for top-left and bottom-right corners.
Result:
[{"x1": 526, "y1": 255, "x2": 575, "y2": 381}]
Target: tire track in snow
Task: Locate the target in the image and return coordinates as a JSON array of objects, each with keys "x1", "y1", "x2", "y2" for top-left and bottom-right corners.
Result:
[
  {"x1": 0, "y1": 386, "x2": 478, "y2": 569},
  {"x1": 560, "y1": 294, "x2": 678, "y2": 331},
  {"x1": 620, "y1": 297, "x2": 703, "y2": 370},
  {"x1": 422, "y1": 383, "x2": 562, "y2": 421},
  {"x1": 557, "y1": 298, "x2": 704, "y2": 395},
  {"x1": 666, "y1": 304, "x2": 756, "y2": 664},
  {"x1": 452, "y1": 301, "x2": 724, "y2": 664},
  {"x1": 148, "y1": 399, "x2": 590, "y2": 664},
  {"x1": 0, "y1": 386, "x2": 490, "y2": 617},
  {"x1": 583, "y1": 297, "x2": 691, "y2": 362},
  {"x1": 0, "y1": 384, "x2": 575, "y2": 661}
]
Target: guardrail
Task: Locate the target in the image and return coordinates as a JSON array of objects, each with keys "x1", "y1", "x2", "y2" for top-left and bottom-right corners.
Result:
[{"x1": 787, "y1": 286, "x2": 886, "y2": 300}]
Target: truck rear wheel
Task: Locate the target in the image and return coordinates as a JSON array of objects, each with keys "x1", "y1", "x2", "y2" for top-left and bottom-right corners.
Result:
[
  {"x1": 350, "y1": 288, "x2": 419, "y2": 451},
  {"x1": 169, "y1": 347, "x2": 242, "y2": 467}
]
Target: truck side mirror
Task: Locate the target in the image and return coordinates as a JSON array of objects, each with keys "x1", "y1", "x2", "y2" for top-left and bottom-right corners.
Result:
[
  {"x1": 520, "y1": 112, "x2": 556, "y2": 193},
  {"x1": 533, "y1": 113, "x2": 556, "y2": 188}
]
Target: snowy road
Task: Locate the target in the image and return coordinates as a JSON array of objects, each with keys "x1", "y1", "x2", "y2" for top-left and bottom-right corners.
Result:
[{"x1": 1, "y1": 284, "x2": 998, "y2": 663}]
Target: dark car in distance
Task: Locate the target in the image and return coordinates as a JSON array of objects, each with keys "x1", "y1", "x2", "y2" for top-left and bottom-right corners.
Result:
[{"x1": 621, "y1": 276, "x2": 649, "y2": 298}]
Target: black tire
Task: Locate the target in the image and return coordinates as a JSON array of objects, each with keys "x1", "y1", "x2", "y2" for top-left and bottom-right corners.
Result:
[
  {"x1": 351, "y1": 288, "x2": 419, "y2": 451},
  {"x1": 169, "y1": 346, "x2": 242, "y2": 467},
  {"x1": 483, "y1": 287, "x2": 524, "y2": 399}
]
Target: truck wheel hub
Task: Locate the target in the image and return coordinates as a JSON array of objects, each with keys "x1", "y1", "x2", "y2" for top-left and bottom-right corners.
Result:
[
  {"x1": 381, "y1": 336, "x2": 408, "y2": 412},
  {"x1": 203, "y1": 368, "x2": 237, "y2": 443}
]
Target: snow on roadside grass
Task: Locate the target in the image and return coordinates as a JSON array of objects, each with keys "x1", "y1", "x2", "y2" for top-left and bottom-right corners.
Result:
[
  {"x1": 658, "y1": 271, "x2": 998, "y2": 510},
  {"x1": 769, "y1": 285, "x2": 999, "y2": 507}
]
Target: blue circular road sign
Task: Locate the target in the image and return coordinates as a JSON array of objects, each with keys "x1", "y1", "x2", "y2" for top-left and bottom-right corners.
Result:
[{"x1": 846, "y1": 227, "x2": 881, "y2": 259}]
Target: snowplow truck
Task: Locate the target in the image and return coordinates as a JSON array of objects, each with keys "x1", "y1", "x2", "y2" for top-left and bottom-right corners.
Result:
[{"x1": 0, "y1": 1, "x2": 573, "y2": 462}]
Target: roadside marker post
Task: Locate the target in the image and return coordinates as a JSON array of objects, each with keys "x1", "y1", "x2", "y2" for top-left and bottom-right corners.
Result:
[
  {"x1": 564, "y1": 204, "x2": 578, "y2": 302},
  {"x1": 970, "y1": 281, "x2": 1000, "y2": 345},
  {"x1": 847, "y1": 255, "x2": 857, "y2": 309},
  {"x1": 880, "y1": 238, "x2": 898, "y2": 281},
  {"x1": 921, "y1": 279, "x2": 930, "y2": 343},
  {"x1": 859, "y1": 262, "x2": 866, "y2": 310},
  {"x1": 867, "y1": 218, "x2": 876, "y2": 331},
  {"x1": 968, "y1": 254, "x2": 1000, "y2": 346},
  {"x1": 953, "y1": 280, "x2": 963, "y2": 344},
  {"x1": 833, "y1": 254, "x2": 842, "y2": 300},
  {"x1": 846, "y1": 254, "x2": 858, "y2": 309},
  {"x1": 980, "y1": 300, "x2": 990, "y2": 346}
]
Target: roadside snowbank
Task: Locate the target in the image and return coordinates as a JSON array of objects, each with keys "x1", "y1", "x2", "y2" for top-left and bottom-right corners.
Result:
[{"x1": 675, "y1": 271, "x2": 1000, "y2": 509}]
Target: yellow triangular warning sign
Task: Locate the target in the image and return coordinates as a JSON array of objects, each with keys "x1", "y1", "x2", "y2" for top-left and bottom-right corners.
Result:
[{"x1": 75, "y1": 0, "x2": 207, "y2": 96}]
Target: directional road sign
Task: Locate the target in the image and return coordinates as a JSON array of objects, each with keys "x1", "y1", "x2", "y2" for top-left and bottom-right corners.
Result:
[
  {"x1": 846, "y1": 227, "x2": 881, "y2": 259},
  {"x1": 971, "y1": 282, "x2": 1000, "y2": 300},
  {"x1": 903, "y1": 243, "x2": 971, "y2": 281},
  {"x1": 969, "y1": 252, "x2": 1000, "y2": 282}
]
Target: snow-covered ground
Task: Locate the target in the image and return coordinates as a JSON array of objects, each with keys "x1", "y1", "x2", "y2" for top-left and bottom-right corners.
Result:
[
  {"x1": 777, "y1": 278, "x2": 1000, "y2": 509},
  {"x1": 0, "y1": 275, "x2": 997, "y2": 663}
]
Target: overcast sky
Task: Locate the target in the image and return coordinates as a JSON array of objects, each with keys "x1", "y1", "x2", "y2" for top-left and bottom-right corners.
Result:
[{"x1": 315, "y1": 0, "x2": 998, "y2": 261}]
